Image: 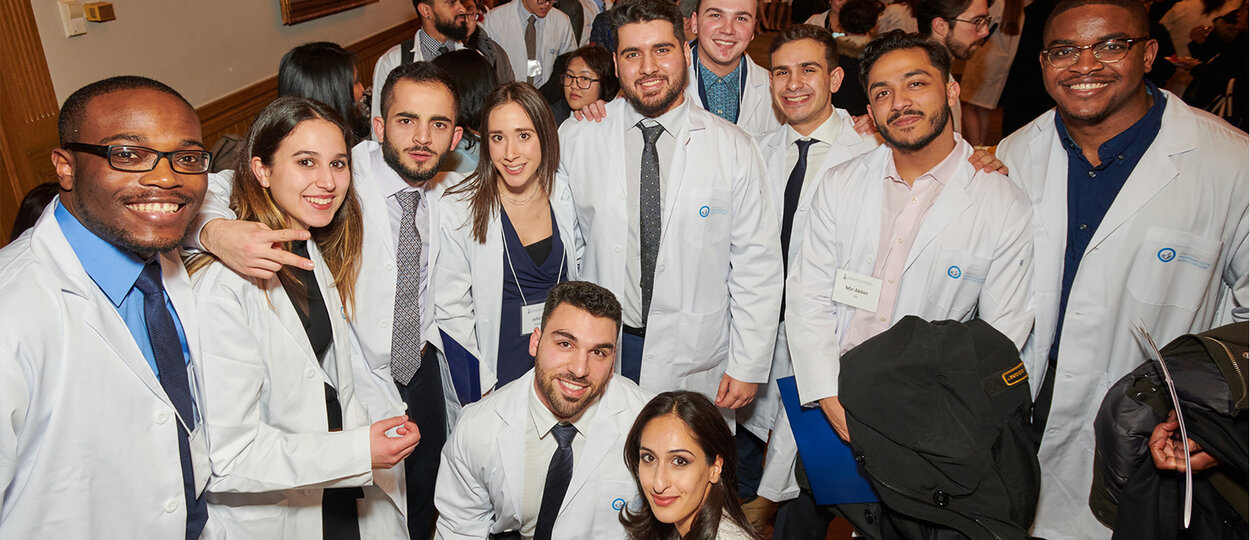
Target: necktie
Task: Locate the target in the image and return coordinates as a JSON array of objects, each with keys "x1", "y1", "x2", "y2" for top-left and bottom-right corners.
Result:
[
  {"x1": 781, "y1": 138, "x2": 818, "y2": 274},
  {"x1": 391, "y1": 190, "x2": 424, "y2": 385},
  {"x1": 437, "y1": 44, "x2": 450, "y2": 56},
  {"x1": 638, "y1": 122, "x2": 665, "y2": 327},
  {"x1": 525, "y1": 15, "x2": 538, "y2": 84},
  {"x1": 134, "y1": 261, "x2": 207, "y2": 540},
  {"x1": 534, "y1": 423, "x2": 578, "y2": 540}
]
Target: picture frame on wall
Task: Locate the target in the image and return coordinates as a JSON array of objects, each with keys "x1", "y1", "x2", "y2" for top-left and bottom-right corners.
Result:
[{"x1": 280, "y1": 0, "x2": 378, "y2": 25}]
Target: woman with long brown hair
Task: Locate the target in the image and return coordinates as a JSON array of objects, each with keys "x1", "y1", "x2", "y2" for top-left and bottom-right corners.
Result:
[
  {"x1": 436, "y1": 82, "x2": 580, "y2": 396},
  {"x1": 189, "y1": 96, "x2": 419, "y2": 539}
]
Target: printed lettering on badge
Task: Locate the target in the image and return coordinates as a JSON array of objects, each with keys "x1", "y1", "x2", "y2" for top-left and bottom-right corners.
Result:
[
  {"x1": 521, "y1": 303, "x2": 544, "y2": 336},
  {"x1": 831, "y1": 269, "x2": 882, "y2": 313}
]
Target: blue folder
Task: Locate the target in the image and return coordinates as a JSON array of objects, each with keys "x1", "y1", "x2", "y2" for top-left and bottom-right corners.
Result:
[{"x1": 777, "y1": 376, "x2": 879, "y2": 505}]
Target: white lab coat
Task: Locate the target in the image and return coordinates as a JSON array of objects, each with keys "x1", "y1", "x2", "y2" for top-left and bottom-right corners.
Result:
[
  {"x1": 433, "y1": 370, "x2": 651, "y2": 539},
  {"x1": 483, "y1": 3, "x2": 577, "y2": 87},
  {"x1": 0, "y1": 202, "x2": 210, "y2": 539},
  {"x1": 750, "y1": 110, "x2": 880, "y2": 502},
  {"x1": 997, "y1": 93, "x2": 1248, "y2": 539},
  {"x1": 371, "y1": 34, "x2": 463, "y2": 121},
  {"x1": 435, "y1": 176, "x2": 582, "y2": 393},
  {"x1": 787, "y1": 136, "x2": 1035, "y2": 407},
  {"x1": 558, "y1": 98, "x2": 784, "y2": 428},
  {"x1": 194, "y1": 242, "x2": 404, "y2": 539},
  {"x1": 685, "y1": 52, "x2": 783, "y2": 137}
]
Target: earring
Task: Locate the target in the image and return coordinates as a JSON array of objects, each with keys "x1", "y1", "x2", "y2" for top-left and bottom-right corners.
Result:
[{"x1": 261, "y1": 180, "x2": 270, "y2": 188}]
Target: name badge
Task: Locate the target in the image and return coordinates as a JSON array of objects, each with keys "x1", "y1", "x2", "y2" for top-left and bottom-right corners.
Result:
[
  {"x1": 526, "y1": 59, "x2": 543, "y2": 79},
  {"x1": 831, "y1": 269, "x2": 882, "y2": 313},
  {"x1": 522, "y1": 303, "x2": 544, "y2": 336}
]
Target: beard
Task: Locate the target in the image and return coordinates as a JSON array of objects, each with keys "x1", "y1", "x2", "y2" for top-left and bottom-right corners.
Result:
[
  {"x1": 623, "y1": 68, "x2": 689, "y2": 118},
  {"x1": 434, "y1": 15, "x2": 470, "y2": 42},
  {"x1": 877, "y1": 104, "x2": 951, "y2": 153},
  {"x1": 534, "y1": 359, "x2": 607, "y2": 420},
  {"x1": 382, "y1": 138, "x2": 443, "y2": 185},
  {"x1": 944, "y1": 32, "x2": 983, "y2": 61}
]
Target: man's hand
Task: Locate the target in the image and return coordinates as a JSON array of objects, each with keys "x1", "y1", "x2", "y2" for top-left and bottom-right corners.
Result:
[
  {"x1": 1149, "y1": 410, "x2": 1220, "y2": 472},
  {"x1": 818, "y1": 396, "x2": 851, "y2": 442},
  {"x1": 370, "y1": 415, "x2": 421, "y2": 469},
  {"x1": 851, "y1": 114, "x2": 877, "y2": 135},
  {"x1": 968, "y1": 148, "x2": 1009, "y2": 175},
  {"x1": 572, "y1": 99, "x2": 609, "y2": 122},
  {"x1": 200, "y1": 218, "x2": 314, "y2": 279},
  {"x1": 715, "y1": 374, "x2": 758, "y2": 409}
]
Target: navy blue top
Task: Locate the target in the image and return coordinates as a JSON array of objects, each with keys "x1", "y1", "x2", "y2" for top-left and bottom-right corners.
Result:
[
  {"x1": 1049, "y1": 82, "x2": 1167, "y2": 361},
  {"x1": 497, "y1": 208, "x2": 568, "y2": 387}
]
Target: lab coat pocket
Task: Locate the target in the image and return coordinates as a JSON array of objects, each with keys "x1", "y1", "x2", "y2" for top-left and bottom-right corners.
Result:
[
  {"x1": 927, "y1": 249, "x2": 991, "y2": 318},
  {"x1": 204, "y1": 492, "x2": 289, "y2": 539},
  {"x1": 1126, "y1": 227, "x2": 1222, "y2": 311},
  {"x1": 591, "y1": 479, "x2": 638, "y2": 538}
]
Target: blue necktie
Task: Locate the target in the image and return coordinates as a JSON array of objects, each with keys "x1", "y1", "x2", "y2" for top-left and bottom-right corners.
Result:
[
  {"x1": 781, "y1": 138, "x2": 818, "y2": 274},
  {"x1": 134, "y1": 261, "x2": 207, "y2": 540},
  {"x1": 534, "y1": 423, "x2": 578, "y2": 540}
]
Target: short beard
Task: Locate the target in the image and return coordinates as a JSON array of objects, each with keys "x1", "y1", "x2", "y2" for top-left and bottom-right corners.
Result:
[
  {"x1": 534, "y1": 359, "x2": 606, "y2": 420},
  {"x1": 878, "y1": 104, "x2": 950, "y2": 153},
  {"x1": 624, "y1": 68, "x2": 689, "y2": 118},
  {"x1": 71, "y1": 192, "x2": 190, "y2": 258},
  {"x1": 382, "y1": 138, "x2": 442, "y2": 185},
  {"x1": 434, "y1": 16, "x2": 470, "y2": 42},
  {"x1": 944, "y1": 32, "x2": 979, "y2": 61}
]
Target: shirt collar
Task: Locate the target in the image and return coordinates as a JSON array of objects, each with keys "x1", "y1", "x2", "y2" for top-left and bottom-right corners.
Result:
[
  {"x1": 371, "y1": 144, "x2": 428, "y2": 200},
  {"x1": 697, "y1": 54, "x2": 744, "y2": 86},
  {"x1": 785, "y1": 108, "x2": 843, "y2": 147},
  {"x1": 54, "y1": 200, "x2": 148, "y2": 307},
  {"x1": 624, "y1": 95, "x2": 690, "y2": 138},
  {"x1": 418, "y1": 28, "x2": 456, "y2": 51},
  {"x1": 1054, "y1": 80, "x2": 1167, "y2": 168},
  {"x1": 883, "y1": 134, "x2": 966, "y2": 187},
  {"x1": 528, "y1": 378, "x2": 601, "y2": 439},
  {"x1": 517, "y1": 0, "x2": 539, "y2": 20}
]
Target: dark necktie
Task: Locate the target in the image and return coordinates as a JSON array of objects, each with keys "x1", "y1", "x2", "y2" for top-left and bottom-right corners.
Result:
[
  {"x1": 134, "y1": 261, "x2": 207, "y2": 540},
  {"x1": 638, "y1": 122, "x2": 665, "y2": 327},
  {"x1": 391, "y1": 190, "x2": 424, "y2": 385},
  {"x1": 781, "y1": 138, "x2": 818, "y2": 275},
  {"x1": 525, "y1": 15, "x2": 538, "y2": 84},
  {"x1": 437, "y1": 44, "x2": 450, "y2": 56},
  {"x1": 534, "y1": 423, "x2": 578, "y2": 540}
]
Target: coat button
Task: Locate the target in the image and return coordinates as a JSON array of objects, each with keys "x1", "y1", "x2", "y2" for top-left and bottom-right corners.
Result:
[
  {"x1": 164, "y1": 498, "x2": 179, "y2": 513},
  {"x1": 305, "y1": 368, "x2": 316, "y2": 379},
  {"x1": 933, "y1": 490, "x2": 950, "y2": 507},
  {"x1": 615, "y1": 245, "x2": 623, "y2": 253},
  {"x1": 156, "y1": 412, "x2": 169, "y2": 425}
]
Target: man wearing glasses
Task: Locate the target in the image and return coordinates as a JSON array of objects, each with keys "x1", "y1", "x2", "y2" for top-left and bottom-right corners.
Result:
[
  {"x1": 0, "y1": 76, "x2": 211, "y2": 540},
  {"x1": 484, "y1": 0, "x2": 577, "y2": 87},
  {"x1": 996, "y1": 0, "x2": 1247, "y2": 536},
  {"x1": 914, "y1": 0, "x2": 992, "y2": 132}
]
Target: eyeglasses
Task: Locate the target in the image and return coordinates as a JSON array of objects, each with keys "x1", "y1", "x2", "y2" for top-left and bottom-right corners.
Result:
[
  {"x1": 63, "y1": 143, "x2": 213, "y2": 174},
  {"x1": 951, "y1": 15, "x2": 993, "y2": 32},
  {"x1": 1040, "y1": 37, "x2": 1151, "y2": 68},
  {"x1": 533, "y1": 0, "x2": 555, "y2": 5},
  {"x1": 562, "y1": 74, "x2": 601, "y2": 90}
]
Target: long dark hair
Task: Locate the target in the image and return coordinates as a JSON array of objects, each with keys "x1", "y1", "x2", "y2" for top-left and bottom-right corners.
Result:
[
  {"x1": 432, "y1": 49, "x2": 500, "y2": 134},
  {"x1": 278, "y1": 42, "x2": 369, "y2": 141},
  {"x1": 187, "y1": 97, "x2": 363, "y2": 316},
  {"x1": 446, "y1": 82, "x2": 560, "y2": 243},
  {"x1": 566, "y1": 45, "x2": 621, "y2": 101},
  {"x1": 620, "y1": 391, "x2": 762, "y2": 540}
]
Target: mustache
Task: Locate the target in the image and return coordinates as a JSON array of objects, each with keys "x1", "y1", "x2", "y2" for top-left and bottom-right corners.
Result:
[
  {"x1": 402, "y1": 144, "x2": 436, "y2": 155},
  {"x1": 120, "y1": 191, "x2": 196, "y2": 205},
  {"x1": 887, "y1": 109, "x2": 925, "y2": 124},
  {"x1": 555, "y1": 373, "x2": 590, "y2": 386}
]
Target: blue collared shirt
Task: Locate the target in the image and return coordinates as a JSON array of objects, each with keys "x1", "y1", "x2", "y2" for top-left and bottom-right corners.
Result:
[
  {"x1": 1049, "y1": 82, "x2": 1167, "y2": 360},
  {"x1": 697, "y1": 55, "x2": 744, "y2": 124},
  {"x1": 55, "y1": 201, "x2": 191, "y2": 377}
]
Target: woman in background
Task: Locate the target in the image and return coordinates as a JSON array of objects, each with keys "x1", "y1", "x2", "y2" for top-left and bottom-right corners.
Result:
[
  {"x1": 553, "y1": 45, "x2": 620, "y2": 123},
  {"x1": 437, "y1": 82, "x2": 579, "y2": 396},
  {"x1": 278, "y1": 42, "x2": 370, "y2": 142},
  {"x1": 621, "y1": 391, "x2": 762, "y2": 540}
]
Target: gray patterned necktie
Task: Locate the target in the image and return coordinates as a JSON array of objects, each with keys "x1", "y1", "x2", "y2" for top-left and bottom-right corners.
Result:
[
  {"x1": 391, "y1": 189, "x2": 424, "y2": 385},
  {"x1": 638, "y1": 122, "x2": 665, "y2": 327},
  {"x1": 525, "y1": 15, "x2": 538, "y2": 84}
]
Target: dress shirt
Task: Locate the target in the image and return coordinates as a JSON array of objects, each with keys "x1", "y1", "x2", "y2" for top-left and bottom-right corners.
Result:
[
  {"x1": 54, "y1": 201, "x2": 191, "y2": 376},
  {"x1": 372, "y1": 147, "x2": 434, "y2": 344},
  {"x1": 1049, "y1": 82, "x2": 1166, "y2": 362},
  {"x1": 518, "y1": 0, "x2": 548, "y2": 43},
  {"x1": 839, "y1": 142, "x2": 961, "y2": 352},
  {"x1": 521, "y1": 383, "x2": 597, "y2": 537},
  {"x1": 418, "y1": 28, "x2": 462, "y2": 62},
  {"x1": 621, "y1": 99, "x2": 689, "y2": 327},
  {"x1": 697, "y1": 58, "x2": 743, "y2": 123},
  {"x1": 782, "y1": 111, "x2": 844, "y2": 190}
]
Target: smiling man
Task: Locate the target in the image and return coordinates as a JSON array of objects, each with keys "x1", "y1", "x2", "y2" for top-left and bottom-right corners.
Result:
[
  {"x1": 686, "y1": 0, "x2": 784, "y2": 135},
  {"x1": 784, "y1": 30, "x2": 1035, "y2": 535},
  {"x1": 995, "y1": 0, "x2": 1248, "y2": 536},
  {"x1": 559, "y1": 0, "x2": 783, "y2": 443},
  {"x1": 0, "y1": 76, "x2": 210, "y2": 540},
  {"x1": 434, "y1": 281, "x2": 650, "y2": 539},
  {"x1": 372, "y1": 0, "x2": 472, "y2": 121}
]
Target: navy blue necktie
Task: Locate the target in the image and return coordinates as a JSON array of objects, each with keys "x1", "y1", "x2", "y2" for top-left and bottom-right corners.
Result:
[
  {"x1": 781, "y1": 138, "x2": 818, "y2": 274},
  {"x1": 134, "y1": 261, "x2": 206, "y2": 540},
  {"x1": 534, "y1": 423, "x2": 578, "y2": 540}
]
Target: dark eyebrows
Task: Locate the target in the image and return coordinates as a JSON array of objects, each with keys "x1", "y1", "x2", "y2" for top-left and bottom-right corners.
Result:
[
  {"x1": 1044, "y1": 31, "x2": 1135, "y2": 48},
  {"x1": 394, "y1": 111, "x2": 453, "y2": 124},
  {"x1": 98, "y1": 133, "x2": 206, "y2": 149}
]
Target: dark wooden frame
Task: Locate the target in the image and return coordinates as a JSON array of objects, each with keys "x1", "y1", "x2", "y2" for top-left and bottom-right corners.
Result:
[{"x1": 280, "y1": 0, "x2": 378, "y2": 25}]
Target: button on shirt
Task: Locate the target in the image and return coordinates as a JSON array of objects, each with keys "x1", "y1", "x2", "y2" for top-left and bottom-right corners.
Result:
[
  {"x1": 373, "y1": 147, "x2": 434, "y2": 343},
  {"x1": 418, "y1": 28, "x2": 461, "y2": 62},
  {"x1": 1049, "y1": 83, "x2": 1166, "y2": 361},
  {"x1": 522, "y1": 384, "x2": 597, "y2": 537},
  {"x1": 698, "y1": 57, "x2": 744, "y2": 124},
  {"x1": 622, "y1": 99, "x2": 688, "y2": 327},
  {"x1": 54, "y1": 201, "x2": 192, "y2": 376},
  {"x1": 840, "y1": 141, "x2": 962, "y2": 353}
]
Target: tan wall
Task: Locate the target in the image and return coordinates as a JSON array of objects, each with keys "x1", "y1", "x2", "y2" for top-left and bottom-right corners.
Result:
[{"x1": 29, "y1": 0, "x2": 415, "y2": 107}]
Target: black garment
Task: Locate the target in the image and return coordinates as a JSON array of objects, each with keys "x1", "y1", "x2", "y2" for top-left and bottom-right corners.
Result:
[
  {"x1": 396, "y1": 347, "x2": 447, "y2": 540},
  {"x1": 1184, "y1": 32, "x2": 1248, "y2": 130},
  {"x1": 839, "y1": 317, "x2": 1039, "y2": 539},
  {"x1": 1091, "y1": 323, "x2": 1248, "y2": 538},
  {"x1": 588, "y1": 10, "x2": 614, "y2": 51},
  {"x1": 1002, "y1": 0, "x2": 1057, "y2": 135},
  {"x1": 1148, "y1": 21, "x2": 1178, "y2": 89},
  {"x1": 555, "y1": 0, "x2": 585, "y2": 43},
  {"x1": 833, "y1": 54, "x2": 869, "y2": 116}
]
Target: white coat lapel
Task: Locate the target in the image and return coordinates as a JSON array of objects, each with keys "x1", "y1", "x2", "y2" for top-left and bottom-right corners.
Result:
[
  {"x1": 905, "y1": 161, "x2": 972, "y2": 272},
  {"x1": 660, "y1": 110, "x2": 697, "y2": 238},
  {"x1": 561, "y1": 380, "x2": 625, "y2": 512},
  {"x1": 497, "y1": 380, "x2": 530, "y2": 519},
  {"x1": 355, "y1": 142, "x2": 398, "y2": 261}
]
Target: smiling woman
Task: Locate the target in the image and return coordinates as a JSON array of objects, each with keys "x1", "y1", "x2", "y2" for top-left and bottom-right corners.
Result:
[{"x1": 621, "y1": 391, "x2": 763, "y2": 540}]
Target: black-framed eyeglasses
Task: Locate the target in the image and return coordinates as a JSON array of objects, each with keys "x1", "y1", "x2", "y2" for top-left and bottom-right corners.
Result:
[
  {"x1": 1040, "y1": 37, "x2": 1151, "y2": 68},
  {"x1": 63, "y1": 143, "x2": 213, "y2": 174},
  {"x1": 951, "y1": 15, "x2": 993, "y2": 32},
  {"x1": 562, "y1": 74, "x2": 600, "y2": 90}
]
